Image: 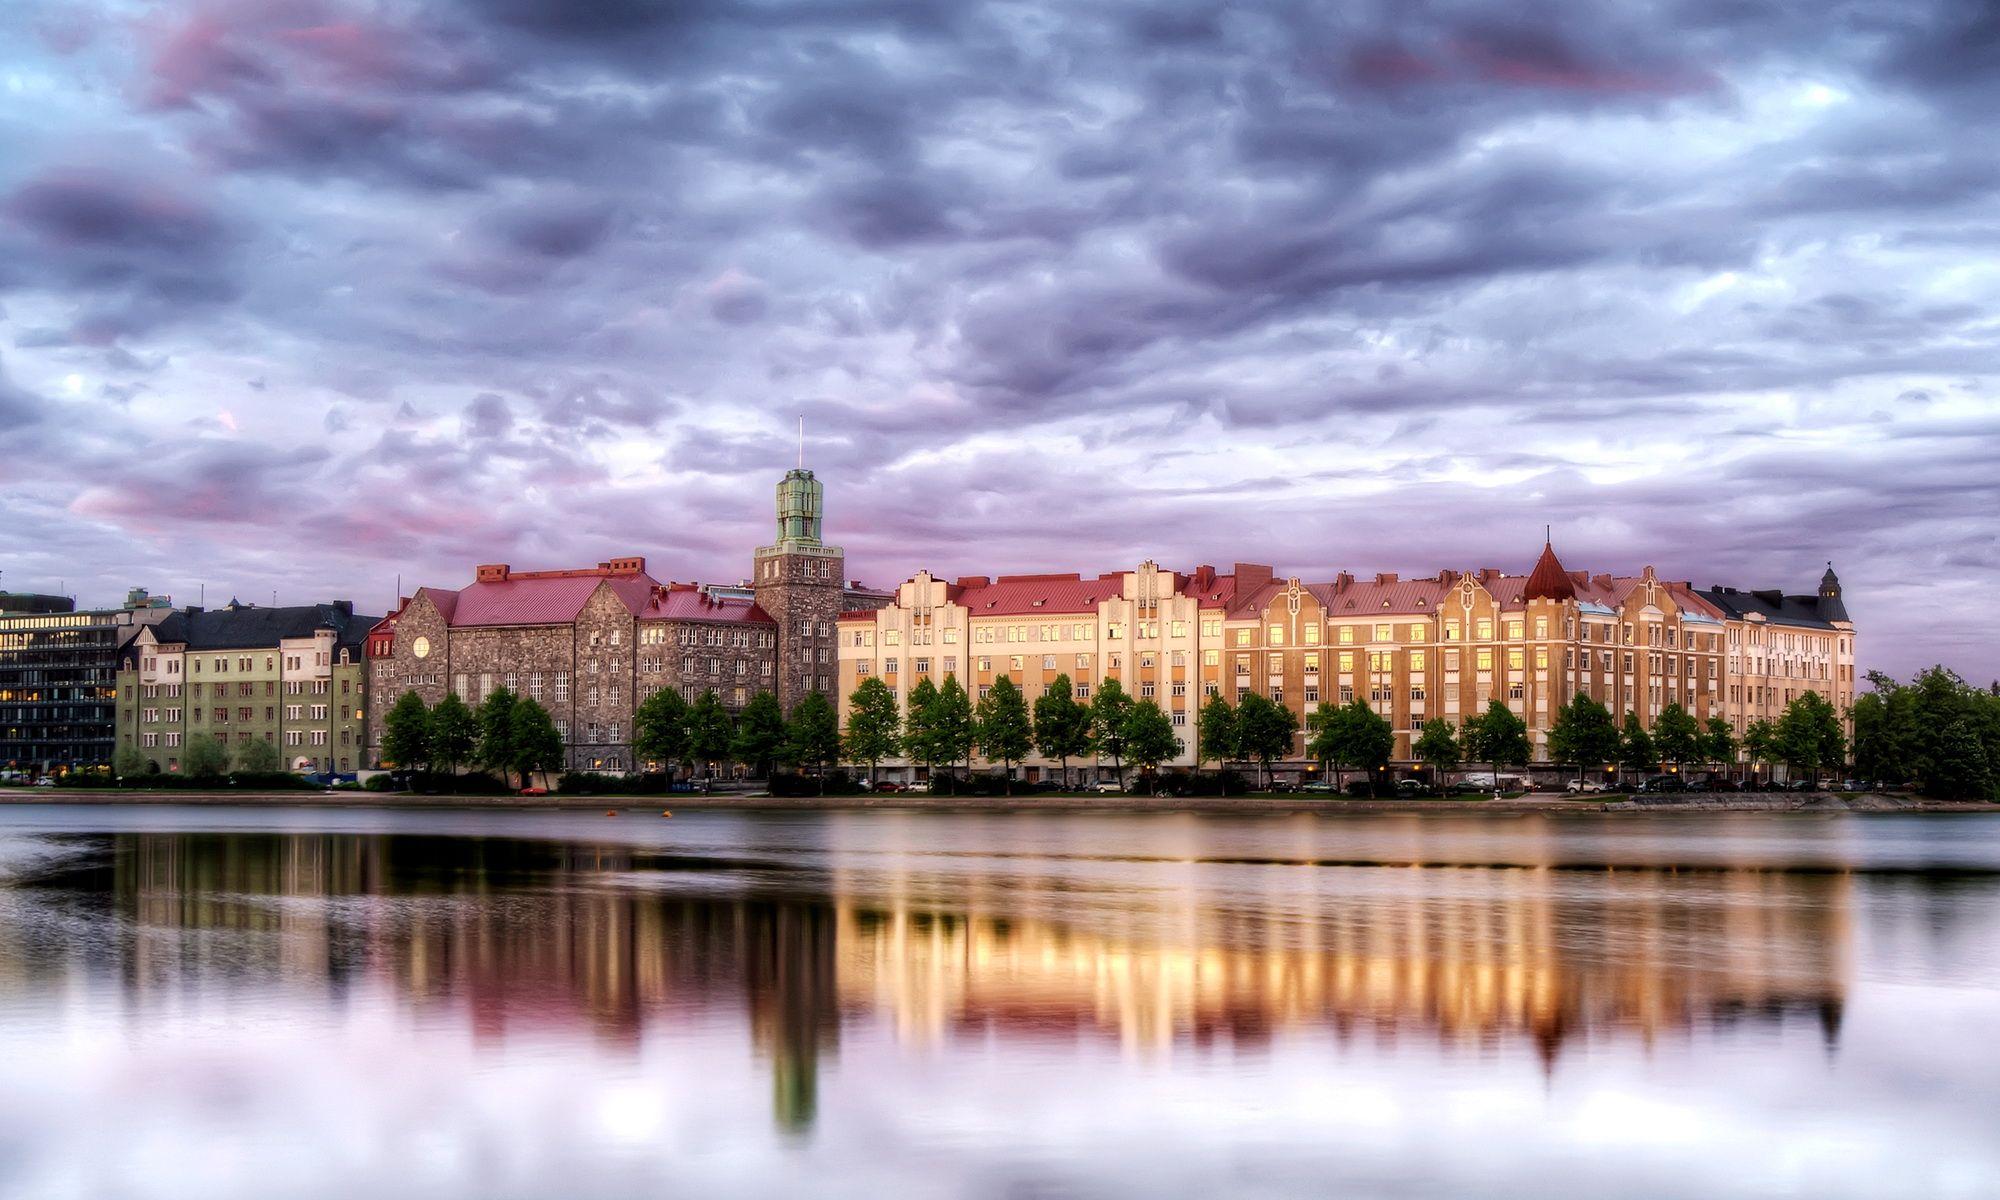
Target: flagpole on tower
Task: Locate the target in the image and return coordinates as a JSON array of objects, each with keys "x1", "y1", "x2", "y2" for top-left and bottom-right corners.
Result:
[{"x1": 797, "y1": 415, "x2": 804, "y2": 469}]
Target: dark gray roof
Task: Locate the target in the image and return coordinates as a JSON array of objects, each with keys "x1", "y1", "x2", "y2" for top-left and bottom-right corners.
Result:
[
  {"x1": 147, "y1": 601, "x2": 379, "y2": 651},
  {"x1": 1696, "y1": 586, "x2": 1843, "y2": 630}
]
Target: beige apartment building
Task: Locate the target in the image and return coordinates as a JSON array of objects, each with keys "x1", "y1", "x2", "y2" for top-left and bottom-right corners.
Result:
[{"x1": 836, "y1": 543, "x2": 1855, "y2": 781}]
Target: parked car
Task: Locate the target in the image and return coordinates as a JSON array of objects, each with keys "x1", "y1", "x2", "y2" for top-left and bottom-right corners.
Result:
[
  {"x1": 1091, "y1": 780, "x2": 1125, "y2": 794},
  {"x1": 1682, "y1": 777, "x2": 1712, "y2": 793},
  {"x1": 873, "y1": 780, "x2": 907, "y2": 793},
  {"x1": 34, "y1": 777, "x2": 56, "y2": 788},
  {"x1": 1300, "y1": 780, "x2": 1335, "y2": 794},
  {"x1": 1635, "y1": 775, "x2": 1686, "y2": 794},
  {"x1": 1839, "y1": 779, "x2": 1873, "y2": 793},
  {"x1": 1565, "y1": 779, "x2": 1607, "y2": 794},
  {"x1": 1394, "y1": 778, "x2": 1428, "y2": 797}
]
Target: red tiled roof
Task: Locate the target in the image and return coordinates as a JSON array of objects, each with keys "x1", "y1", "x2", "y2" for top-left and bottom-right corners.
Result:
[
  {"x1": 1523, "y1": 541, "x2": 1576, "y2": 601},
  {"x1": 948, "y1": 572, "x2": 1126, "y2": 616},
  {"x1": 640, "y1": 582, "x2": 773, "y2": 624}
]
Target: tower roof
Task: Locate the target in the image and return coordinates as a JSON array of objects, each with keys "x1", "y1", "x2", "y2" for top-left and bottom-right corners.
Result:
[{"x1": 1522, "y1": 538, "x2": 1576, "y2": 601}]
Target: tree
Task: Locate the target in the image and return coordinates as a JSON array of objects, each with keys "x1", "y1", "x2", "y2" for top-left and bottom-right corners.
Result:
[
  {"x1": 843, "y1": 676, "x2": 902, "y2": 784},
  {"x1": 383, "y1": 690, "x2": 434, "y2": 771},
  {"x1": 1121, "y1": 699, "x2": 1183, "y2": 789},
  {"x1": 1653, "y1": 702, "x2": 1700, "y2": 772},
  {"x1": 1619, "y1": 712, "x2": 1656, "y2": 776},
  {"x1": 1088, "y1": 677, "x2": 1135, "y2": 787},
  {"x1": 1775, "y1": 691, "x2": 1845, "y2": 784},
  {"x1": 902, "y1": 677, "x2": 943, "y2": 782},
  {"x1": 975, "y1": 675, "x2": 1033, "y2": 792},
  {"x1": 1235, "y1": 692, "x2": 1300, "y2": 789},
  {"x1": 184, "y1": 733, "x2": 227, "y2": 780},
  {"x1": 508, "y1": 697, "x2": 566, "y2": 789},
  {"x1": 1463, "y1": 700, "x2": 1530, "y2": 786},
  {"x1": 430, "y1": 693, "x2": 478, "y2": 777},
  {"x1": 234, "y1": 737, "x2": 279, "y2": 774},
  {"x1": 931, "y1": 675, "x2": 976, "y2": 784},
  {"x1": 1032, "y1": 675, "x2": 1093, "y2": 788},
  {"x1": 1342, "y1": 702, "x2": 1396, "y2": 793},
  {"x1": 1700, "y1": 718, "x2": 1737, "y2": 779},
  {"x1": 785, "y1": 693, "x2": 842, "y2": 793},
  {"x1": 1413, "y1": 717, "x2": 1461, "y2": 780},
  {"x1": 633, "y1": 687, "x2": 690, "y2": 774},
  {"x1": 112, "y1": 745, "x2": 149, "y2": 779},
  {"x1": 1304, "y1": 701, "x2": 1352, "y2": 790},
  {"x1": 1548, "y1": 694, "x2": 1619, "y2": 783},
  {"x1": 686, "y1": 690, "x2": 735, "y2": 777},
  {"x1": 731, "y1": 691, "x2": 790, "y2": 778},
  {"x1": 1930, "y1": 717, "x2": 1996, "y2": 801},
  {"x1": 1194, "y1": 693, "x2": 1238, "y2": 781},
  {"x1": 1743, "y1": 719, "x2": 1777, "y2": 785},
  {"x1": 474, "y1": 687, "x2": 518, "y2": 778}
]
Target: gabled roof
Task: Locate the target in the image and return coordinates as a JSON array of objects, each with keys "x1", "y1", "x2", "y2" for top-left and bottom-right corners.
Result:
[{"x1": 146, "y1": 602, "x2": 377, "y2": 651}]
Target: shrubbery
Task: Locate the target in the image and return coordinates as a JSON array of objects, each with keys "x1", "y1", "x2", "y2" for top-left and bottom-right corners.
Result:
[{"x1": 555, "y1": 772, "x2": 678, "y2": 796}]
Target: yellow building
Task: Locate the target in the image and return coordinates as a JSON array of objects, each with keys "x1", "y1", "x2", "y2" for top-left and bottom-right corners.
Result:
[{"x1": 837, "y1": 543, "x2": 1855, "y2": 780}]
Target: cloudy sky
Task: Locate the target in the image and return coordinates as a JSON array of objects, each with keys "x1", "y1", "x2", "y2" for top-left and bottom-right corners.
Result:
[{"x1": 0, "y1": 0, "x2": 1994, "y2": 679}]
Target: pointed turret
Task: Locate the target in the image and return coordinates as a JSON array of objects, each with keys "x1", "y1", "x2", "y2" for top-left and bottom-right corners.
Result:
[
  {"x1": 1523, "y1": 537, "x2": 1576, "y2": 602},
  {"x1": 1817, "y1": 562, "x2": 1849, "y2": 623}
]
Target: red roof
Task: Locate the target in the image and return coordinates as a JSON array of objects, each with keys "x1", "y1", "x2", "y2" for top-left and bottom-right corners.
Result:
[
  {"x1": 640, "y1": 582, "x2": 773, "y2": 624},
  {"x1": 1523, "y1": 541, "x2": 1576, "y2": 601}
]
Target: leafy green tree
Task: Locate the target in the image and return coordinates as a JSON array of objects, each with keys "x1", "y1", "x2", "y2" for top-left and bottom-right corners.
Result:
[
  {"x1": 731, "y1": 690, "x2": 790, "y2": 778},
  {"x1": 1195, "y1": 693, "x2": 1238, "y2": 780},
  {"x1": 1121, "y1": 699, "x2": 1183, "y2": 789},
  {"x1": 902, "y1": 676, "x2": 943, "y2": 781},
  {"x1": 843, "y1": 676, "x2": 902, "y2": 785},
  {"x1": 1700, "y1": 717, "x2": 1738, "y2": 780},
  {"x1": 1619, "y1": 712, "x2": 1656, "y2": 776},
  {"x1": 184, "y1": 733, "x2": 228, "y2": 780},
  {"x1": 113, "y1": 745, "x2": 149, "y2": 779},
  {"x1": 686, "y1": 690, "x2": 735, "y2": 777},
  {"x1": 429, "y1": 693, "x2": 478, "y2": 777},
  {"x1": 931, "y1": 675, "x2": 976, "y2": 784},
  {"x1": 1088, "y1": 677, "x2": 1135, "y2": 786},
  {"x1": 1742, "y1": 718, "x2": 1777, "y2": 786},
  {"x1": 1413, "y1": 716, "x2": 1461, "y2": 780},
  {"x1": 1235, "y1": 692, "x2": 1300, "y2": 789},
  {"x1": 234, "y1": 737, "x2": 279, "y2": 774},
  {"x1": 474, "y1": 687, "x2": 518, "y2": 777},
  {"x1": 508, "y1": 697, "x2": 566, "y2": 789},
  {"x1": 1775, "y1": 691, "x2": 1845, "y2": 784},
  {"x1": 383, "y1": 690, "x2": 434, "y2": 771},
  {"x1": 633, "y1": 687, "x2": 690, "y2": 774},
  {"x1": 975, "y1": 675, "x2": 1033, "y2": 792},
  {"x1": 1930, "y1": 717, "x2": 1996, "y2": 801},
  {"x1": 1344, "y1": 702, "x2": 1396, "y2": 793},
  {"x1": 785, "y1": 692, "x2": 842, "y2": 792},
  {"x1": 1304, "y1": 701, "x2": 1353, "y2": 790},
  {"x1": 1653, "y1": 702, "x2": 1700, "y2": 771},
  {"x1": 1548, "y1": 694, "x2": 1620, "y2": 783},
  {"x1": 1032, "y1": 675, "x2": 1093, "y2": 788},
  {"x1": 1463, "y1": 700, "x2": 1530, "y2": 784}
]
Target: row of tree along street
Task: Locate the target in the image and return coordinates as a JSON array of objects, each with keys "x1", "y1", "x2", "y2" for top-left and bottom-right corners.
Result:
[{"x1": 360, "y1": 661, "x2": 1998, "y2": 800}]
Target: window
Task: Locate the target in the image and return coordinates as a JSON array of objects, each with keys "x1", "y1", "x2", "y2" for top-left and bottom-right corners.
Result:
[
  {"x1": 1234, "y1": 628, "x2": 1251, "y2": 646},
  {"x1": 1269, "y1": 625, "x2": 1286, "y2": 645},
  {"x1": 1074, "y1": 683, "x2": 1091, "y2": 700},
  {"x1": 1304, "y1": 623, "x2": 1320, "y2": 645},
  {"x1": 856, "y1": 661, "x2": 871, "y2": 676},
  {"x1": 1201, "y1": 618, "x2": 1220, "y2": 638},
  {"x1": 1338, "y1": 626, "x2": 1354, "y2": 644},
  {"x1": 916, "y1": 658, "x2": 932, "y2": 673},
  {"x1": 885, "y1": 658, "x2": 898, "y2": 673},
  {"x1": 1203, "y1": 649, "x2": 1218, "y2": 666},
  {"x1": 1042, "y1": 655, "x2": 1055, "y2": 670},
  {"x1": 1476, "y1": 619, "x2": 1493, "y2": 640},
  {"x1": 1476, "y1": 649, "x2": 1493, "y2": 671},
  {"x1": 1338, "y1": 651, "x2": 1354, "y2": 672}
]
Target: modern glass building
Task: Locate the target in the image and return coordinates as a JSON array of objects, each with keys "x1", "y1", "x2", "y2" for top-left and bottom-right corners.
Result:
[{"x1": 0, "y1": 588, "x2": 172, "y2": 775}]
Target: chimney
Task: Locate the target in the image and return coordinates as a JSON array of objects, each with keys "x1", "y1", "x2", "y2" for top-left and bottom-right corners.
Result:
[
  {"x1": 332, "y1": 600, "x2": 353, "y2": 616},
  {"x1": 956, "y1": 575, "x2": 990, "y2": 589},
  {"x1": 1334, "y1": 571, "x2": 1354, "y2": 589},
  {"x1": 475, "y1": 564, "x2": 510, "y2": 583},
  {"x1": 1234, "y1": 562, "x2": 1274, "y2": 591},
  {"x1": 1375, "y1": 572, "x2": 1398, "y2": 586}
]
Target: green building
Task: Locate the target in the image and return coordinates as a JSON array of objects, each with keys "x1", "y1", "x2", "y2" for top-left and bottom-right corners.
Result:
[{"x1": 113, "y1": 600, "x2": 378, "y2": 776}]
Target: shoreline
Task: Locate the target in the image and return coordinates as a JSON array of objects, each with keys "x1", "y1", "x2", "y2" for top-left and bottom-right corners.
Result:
[{"x1": 1, "y1": 788, "x2": 1993, "y2": 816}]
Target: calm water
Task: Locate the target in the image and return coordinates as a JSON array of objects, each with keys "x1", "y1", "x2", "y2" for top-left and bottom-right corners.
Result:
[{"x1": 1, "y1": 806, "x2": 1997, "y2": 1200}]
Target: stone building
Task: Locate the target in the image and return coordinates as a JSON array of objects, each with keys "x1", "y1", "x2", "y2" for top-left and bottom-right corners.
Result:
[
  {"x1": 364, "y1": 467, "x2": 890, "y2": 772},
  {"x1": 837, "y1": 542, "x2": 1856, "y2": 782},
  {"x1": 113, "y1": 600, "x2": 377, "y2": 775}
]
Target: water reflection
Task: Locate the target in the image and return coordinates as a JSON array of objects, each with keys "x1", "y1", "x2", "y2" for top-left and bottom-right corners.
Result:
[{"x1": 0, "y1": 830, "x2": 1864, "y2": 1134}]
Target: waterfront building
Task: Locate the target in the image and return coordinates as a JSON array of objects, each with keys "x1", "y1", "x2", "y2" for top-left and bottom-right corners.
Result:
[
  {"x1": 1, "y1": 587, "x2": 173, "y2": 775},
  {"x1": 113, "y1": 600, "x2": 378, "y2": 775},
  {"x1": 364, "y1": 467, "x2": 891, "y2": 772},
  {"x1": 837, "y1": 543, "x2": 1856, "y2": 781}
]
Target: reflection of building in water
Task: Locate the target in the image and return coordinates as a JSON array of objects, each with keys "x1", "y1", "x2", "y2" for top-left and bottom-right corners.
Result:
[
  {"x1": 832, "y1": 867, "x2": 1851, "y2": 1065},
  {"x1": 3, "y1": 833, "x2": 1854, "y2": 1126}
]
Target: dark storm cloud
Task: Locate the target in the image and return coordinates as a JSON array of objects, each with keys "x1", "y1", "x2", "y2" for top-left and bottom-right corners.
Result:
[{"x1": 0, "y1": 0, "x2": 1997, "y2": 676}]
